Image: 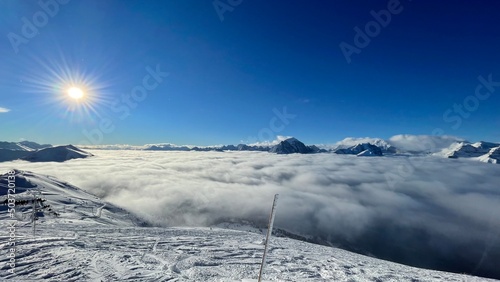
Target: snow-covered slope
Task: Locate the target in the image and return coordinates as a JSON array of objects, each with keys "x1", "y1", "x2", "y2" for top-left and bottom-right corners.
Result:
[
  {"x1": 478, "y1": 147, "x2": 500, "y2": 164},
  {"x1": 1, "y1": 170, "x2": 496, "y2": 281},
  {"x1": 3, "y1": 225, "x2": 494, "y2": 282},
  {"x1": 0, "y1": 170, "x2": 140, "y2": 227},
  {"x1": 21, "y1": 145, "x2": 94, "y2": 163}
]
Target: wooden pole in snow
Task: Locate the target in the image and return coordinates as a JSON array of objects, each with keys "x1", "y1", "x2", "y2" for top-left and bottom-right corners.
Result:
[{"x1": 258, "y1": 194, "x2": 279, "y2": 282}]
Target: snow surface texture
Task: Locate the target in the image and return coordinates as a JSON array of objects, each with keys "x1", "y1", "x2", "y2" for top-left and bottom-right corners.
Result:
[
  {"x1": 1, "y1": 151, "x2": 499, "y2": 280},
  {"x1": 0, "y1": 170, "x2": 495, "y2": 282}
]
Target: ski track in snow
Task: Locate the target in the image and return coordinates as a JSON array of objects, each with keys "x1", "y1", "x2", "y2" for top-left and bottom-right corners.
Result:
[{"x1": 0, "y1": 224, "x2": 494, "y2": 282}]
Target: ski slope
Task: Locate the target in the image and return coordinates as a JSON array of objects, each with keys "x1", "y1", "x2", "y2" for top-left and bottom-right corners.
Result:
[{"x1": 2, "y1": 224, "x2": 495, "y2": 282}]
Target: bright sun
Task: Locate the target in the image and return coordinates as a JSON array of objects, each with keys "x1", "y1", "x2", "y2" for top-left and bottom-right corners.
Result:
[{"x1": 67, "y1": 87, "x2": 84, "y2": 100}]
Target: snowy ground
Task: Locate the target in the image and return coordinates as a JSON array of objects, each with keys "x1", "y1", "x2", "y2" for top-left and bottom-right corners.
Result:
[
  {"x1": 0, "y1": 170, "x2": 496, "y2": 281},
  {"x1": 2, "y1": 224, "x2": 495, "y2": 282}
]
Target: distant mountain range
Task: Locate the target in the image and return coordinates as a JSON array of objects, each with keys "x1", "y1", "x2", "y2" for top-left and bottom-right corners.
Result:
[
  {"x1": 438, "y1": 141, "x2": 500, "y2": 164},
  {"x1": 0, "y1": 142, "x2": 93, "y2": 162},
  {"x1": 112, "y1": 136, "x2": 500, "y2": 164},
  {"x1": 145, "y1": 137, "x2": 324, "y2": 154},
  {"x1": 333, "y1": 143, "x2": 384, "y2": 156},
  {"x1": 21, "y1": 145, "x2": 94, "y2": 162},
  {"x1": 0, "y1": 140, "x2": 51, "y2": 151},
  {"x1": 1, "y1": 137, "x2": 499, "y2": 164}
]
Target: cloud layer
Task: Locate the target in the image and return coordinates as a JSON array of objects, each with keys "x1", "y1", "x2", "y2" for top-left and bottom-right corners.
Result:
[
  {"x1": 388, "y1": 134, "x2": 465, "y2": 152},
  {"x1": 1, "y1": 151, "x2": 499, "y2": 279},
  {"x1": 0, "y1": 107, "x2": 11, "y2": 113}
]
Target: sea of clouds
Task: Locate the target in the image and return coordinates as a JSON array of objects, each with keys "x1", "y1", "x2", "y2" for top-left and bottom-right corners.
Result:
[{"x1": 1, "y1": 150, "x2": 499, "y2": 278}]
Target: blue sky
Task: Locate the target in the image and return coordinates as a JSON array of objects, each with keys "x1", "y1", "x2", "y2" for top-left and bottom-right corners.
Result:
[{"x1": 1, "y1": 0, "x2": 500, "y2": 145}]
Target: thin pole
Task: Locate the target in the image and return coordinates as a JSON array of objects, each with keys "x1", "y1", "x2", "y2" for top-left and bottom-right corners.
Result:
[
  {"x1": 32, "y1": 194, "x2": 36, "y2": 236},
  {"x1": 258, "y1": 194, "x2": 279, "y2": 282}
]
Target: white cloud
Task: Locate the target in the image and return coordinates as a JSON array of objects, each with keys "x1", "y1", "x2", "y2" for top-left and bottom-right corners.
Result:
[
  {"x1": 388, "y1": 134, "x2": 465, "y2": 153},
  {"x1": 247, "y1": 135, "x2": 294, "y2": 146},
  {"x1": 332, "y1": 137, "x2": 390, "y2": 149},
  {"x1": 1, "y1": 151, "x2": 499, "y2": 277},
  {"x1": 77, "y1": 144, "x2": 144, "y2": 150},
  {"x1": 319, "y1": 135, "x2": 465, "y2": 152},
  {"x1": 0, "y1": 107, "x2": 11, "y2": 113}
]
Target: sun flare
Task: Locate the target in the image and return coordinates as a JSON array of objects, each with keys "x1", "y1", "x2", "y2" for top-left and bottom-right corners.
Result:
[{"x1": 67, "y1": 87, "x2": 85, "y2": 100}]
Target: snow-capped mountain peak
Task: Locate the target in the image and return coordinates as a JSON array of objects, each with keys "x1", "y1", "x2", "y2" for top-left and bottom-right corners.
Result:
[
  {"x1": 440, "y1": 141, "x2": 500, "y2": 160},
  {"x1": 269, "y1": 137, "x2": 316, "y2": 154}
]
